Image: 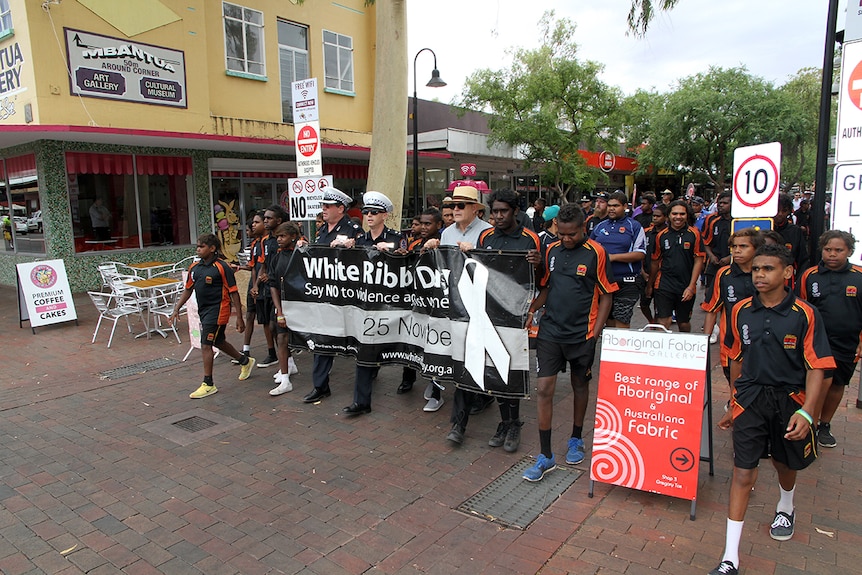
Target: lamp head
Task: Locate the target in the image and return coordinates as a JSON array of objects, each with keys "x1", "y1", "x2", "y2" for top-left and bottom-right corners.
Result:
[{"x1": 426, "y1": 69, "x2": 447, "y2": 88}]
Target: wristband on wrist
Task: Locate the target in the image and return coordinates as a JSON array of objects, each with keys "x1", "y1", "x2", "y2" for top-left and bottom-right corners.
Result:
[
  {"x1": 277, "y1": 315, "x2": 285, "y2": 320},
  {"x1": 795, "y1": 408, "x2": 813, "y2": 425}
]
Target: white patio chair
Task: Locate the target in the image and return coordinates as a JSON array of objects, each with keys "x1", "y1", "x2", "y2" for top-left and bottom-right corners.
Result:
[
  {"x1": 97, "y1": 261, "x2": 140, "y2": 291},
  {"x1": 149, "y1": 285, "x2": 183, "y2": 343},
  {"x1": 88, "y1": 291, "x2": 144, "y2": 348}
]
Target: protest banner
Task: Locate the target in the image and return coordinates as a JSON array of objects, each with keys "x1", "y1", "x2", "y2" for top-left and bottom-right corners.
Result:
[
  {"x1": 590, "y1": 328, "x2": 708, "y2": 509},
  {"x1": 282, "y1": 246, "x2": 533, "y2": 398}
]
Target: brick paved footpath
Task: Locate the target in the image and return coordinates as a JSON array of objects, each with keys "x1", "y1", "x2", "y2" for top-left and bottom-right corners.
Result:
[{"x1": 1, "y1": 284, "x2": 860, "y2": 574}]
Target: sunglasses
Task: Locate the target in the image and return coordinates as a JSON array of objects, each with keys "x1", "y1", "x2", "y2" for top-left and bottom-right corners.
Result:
[
  {"x1": 362, "y1": 208, "x2": 384, "y2": 215},
  {"x1": 451, "y1": 202, "x2": 472, "y2": 210}
]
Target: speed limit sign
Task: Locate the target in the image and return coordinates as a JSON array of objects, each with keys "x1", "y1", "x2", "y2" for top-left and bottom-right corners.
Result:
[{"x1": 731, "y1": 142, "x2": 781, "y2": 218}]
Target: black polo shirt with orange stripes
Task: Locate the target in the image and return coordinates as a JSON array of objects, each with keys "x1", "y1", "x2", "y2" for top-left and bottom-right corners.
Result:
[
  {"x1": 186, "y1": 256, "x2": 238, "y2": 326},
  {"x1": 702, "y1": 263, "x2": 755, "y2": 367},
  {"x1": 478, "y1": 225, "x2": 541, "y2": 252},
  {"x1": 726, "y1": 289, "x2": 835, "y2": 408},
  {"x1": 798, "y1": 262, "x2": 862, "y2": 362},
  {"x1": 537, "y1": 238, "x2": 618, "y2": 343},
  {"x1": 651, "y1": 225, "x2": 705, "y2": 295},
  {"x1": 701, "y1": 213, "x2": 731, "y2": 275}
]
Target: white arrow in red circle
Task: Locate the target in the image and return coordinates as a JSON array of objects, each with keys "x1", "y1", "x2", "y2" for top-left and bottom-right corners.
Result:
[{"x1": 297, "y1": 125, "x2": 318, "y2": 157}]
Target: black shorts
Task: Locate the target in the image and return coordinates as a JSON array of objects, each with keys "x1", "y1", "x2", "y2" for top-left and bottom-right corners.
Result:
[
  {"x1": 276, "y1": 322, "x2": 291, "y2": 336},
  {"x1": 732, "y1": 388, "x2": 816, "y2": 471},
  {"x1": 536, "y1": 337, "x2": 596, "y2": 380},
  {"x1": 611, "y1": 280, "x2": 640, "y2": 324},
  {"x1": 825, "y1": 359, "x2": 857, "y2": 387},
  {"x1": 654, "y1": 289, "x2": 696, "y2": 323},
  {"x1": 255, "y1": 297, "x2": 274, "y2": 325},
  {"x1": 200, "y1": 324, "x2": 227, "y2": 348}
]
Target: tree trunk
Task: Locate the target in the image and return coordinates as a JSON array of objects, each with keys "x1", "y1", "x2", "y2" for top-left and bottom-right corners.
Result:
[{"x1": 366, "y1": 0, "x2": 408, "y2": 231}]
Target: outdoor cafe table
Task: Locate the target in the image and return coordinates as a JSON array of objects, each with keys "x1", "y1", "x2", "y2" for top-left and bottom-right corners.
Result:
[
  {"x1": 128, "y1": 260, "x2": 173, "y2": 278},
  {"x1": 124, "y1": 276, "x2": 183, "y2": 339}
]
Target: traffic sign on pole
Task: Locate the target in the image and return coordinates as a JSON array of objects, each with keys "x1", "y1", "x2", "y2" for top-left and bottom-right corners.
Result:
[
  {"x1": 286, "y1": 175, "x2": 332, "y2": 221},
  {"x1": 291, "y1": 78, "x2": 319, "y2": 123},
  {"x1": 295, "y1": 120, "x2": 322, "y2": 177},
  {"x1": 836, "y1": 42, "x2": 862, "y2": 163},
  {"x1": 831, "y1": 163, "x2": 862, "y2": 266},
  {"x1": 731, "y1": 142, "x2": 781, "y2": 219}
]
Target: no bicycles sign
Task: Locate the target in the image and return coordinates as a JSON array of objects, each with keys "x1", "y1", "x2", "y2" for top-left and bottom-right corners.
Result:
[{"x1": 731, "y1": 142, "x2": 781, "y2": 219}]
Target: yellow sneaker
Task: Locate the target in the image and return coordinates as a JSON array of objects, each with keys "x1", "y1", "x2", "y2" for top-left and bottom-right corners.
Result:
[
  {"x1": 238, "y1": 357, "x2": 256, "y2": 380},
  {"x1": 189, "y1": 383, "x2": 218, "y2": 399}
]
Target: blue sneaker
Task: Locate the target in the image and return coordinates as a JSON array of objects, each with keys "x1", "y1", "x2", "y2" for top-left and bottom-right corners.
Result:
[
  {"x1": 566, "y1": 437, "x2": 585, "y2": 465},
  {"x1": 523, "y1": 454, "x2": 556, "y2": 482}
]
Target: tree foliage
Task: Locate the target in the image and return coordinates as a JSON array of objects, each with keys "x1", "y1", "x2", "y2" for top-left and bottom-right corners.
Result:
[
  {"x1": 628, "y1": 66, "x2": 785, "y2": 192},
  {"x1": 774, "y1": 67, "x2": 822, "y2": 192},
  {"x1": 627, "y1": 0, "x2": 681, "y2": 37},
  {"x1": 459, "y1": 12, "x2": 622, "y2": 202}
]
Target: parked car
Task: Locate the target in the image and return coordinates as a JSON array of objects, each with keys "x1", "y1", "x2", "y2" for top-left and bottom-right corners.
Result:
[
  {"x1": 27, "y1": 210, "x2": 42, "y2": 232},
  {"x1": 13, "y1": 216, "x2": 27, "y2": 234}
]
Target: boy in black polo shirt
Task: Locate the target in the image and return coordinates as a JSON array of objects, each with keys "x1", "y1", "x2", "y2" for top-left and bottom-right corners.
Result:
[
  {"x1": 170, "y1": 234, "x2": 256, "y2": 398},
  {"x1": 798, "y1": 230, "x2": 862, "y2": 448},
  {"x1": 268, "y1": 222, "x2": 302, "y2": 396},
  {"x1": 474, "y1": 189, "x2": 541, "y2": 453},
  {"x1": 646, "y1": 200, "x2": 705, "y2": 333},
  {"x1": 523, "y1": 204, "x2": 617, "y2": 481},
  {"x1": 709, "y1": 244, "x2": 834, "y2": 575}
]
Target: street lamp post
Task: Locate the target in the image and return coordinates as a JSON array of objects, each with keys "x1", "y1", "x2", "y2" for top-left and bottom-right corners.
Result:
[{"x1": 412, "y1": 48, "x2": 446, "y2": 215}]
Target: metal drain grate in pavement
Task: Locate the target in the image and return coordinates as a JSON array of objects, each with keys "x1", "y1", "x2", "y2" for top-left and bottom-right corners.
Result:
[
  {"x1": 173, "y1": 416, "x2": 218, "y2": 432},
  {"x1": 457, "y1": 456, "x2": 582, "y2": 530},
  {"x1": 100, "y1": 358, "x2": 180, "y2": 380},
  {"x1": 141, "y1": 408, "x2": 246, "y2": 446}
]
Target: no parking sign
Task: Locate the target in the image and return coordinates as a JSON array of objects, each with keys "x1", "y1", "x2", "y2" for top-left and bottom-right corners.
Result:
[{"x1": 731, "y1": 142, "x2": 781, "y2": 219}]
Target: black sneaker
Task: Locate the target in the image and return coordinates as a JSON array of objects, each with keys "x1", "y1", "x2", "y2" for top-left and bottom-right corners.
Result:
[
  {"x1": 488, "y1": 421, "x2": 509, "y2": 447},
  {"x1": 769, "y1": 510, "x2": 794, "y2": 541},
  {"x1": 231, "y1": 352, "x2": 249, "y2": 365},
  {"x1": 504, "y1": 420, "x2": 523, "y2": 452},
  {"x1": 817, "y1": 422, "x2": 837, "y2": 448},
  {"x1": 708, "y1": 560, "x2": 738, "y2": 575},
  {"x1": 257, "y1": 354, "x2": 279, "y2": 368}
]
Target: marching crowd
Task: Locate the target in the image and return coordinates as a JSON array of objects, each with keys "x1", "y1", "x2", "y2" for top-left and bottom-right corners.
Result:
[{"x1": 167, "y1": 185, "x2": 860, "y2": 575}]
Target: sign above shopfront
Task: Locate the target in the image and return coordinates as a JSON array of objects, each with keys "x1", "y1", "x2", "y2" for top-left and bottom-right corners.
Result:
[{"x1": 64, "y1": 28, "x2": 187, "y2": 108}]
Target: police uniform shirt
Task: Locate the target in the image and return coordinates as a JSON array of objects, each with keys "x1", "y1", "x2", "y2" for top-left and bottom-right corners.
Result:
[
  {"x1": 185, "y1": 257, "x2": 238, "y2": 326},
  {"x1": 315, "y1": 214, "x2": 363, "y2": 246},
  {"x1": 440, "y1": 216, "x2": 492, "y2": 247},
  {"x1": 799, "y1": 262, "x2": 862, "y2": 362},
  {"x1": 652, "y1": 225, "x2": 705, "y2": 295},
  {"x1": 356, "y1": 226, "x2": 403, "y2": 248},
  {"x1": 538, "y1": 239, "x2": 618, "y2": 343},
  {"x1": 726, "y1": 289, "x2": 835, "y2": 408},
  {"x1": 590, "y1": 216, "x2": 647, "y2": 280},
  {"x1": 702, "y1": 263, "x2": 755, "y2": 367},
  {"x1": 701, "y1": 214, "x2": 732, "y2": 275},
  {"x1": 478, "y1": 225, "x2": 541, "y2": 252}
]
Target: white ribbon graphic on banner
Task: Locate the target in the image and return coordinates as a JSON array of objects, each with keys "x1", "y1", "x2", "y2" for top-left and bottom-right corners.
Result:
[{"x1": 457, "y1": 258, "x2": 511, "y2": 390}]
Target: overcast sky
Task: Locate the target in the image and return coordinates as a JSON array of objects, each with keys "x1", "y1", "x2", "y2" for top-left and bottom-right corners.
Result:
[{"x1": 407, "y1": 0, "x2": 841, "y2": 105}]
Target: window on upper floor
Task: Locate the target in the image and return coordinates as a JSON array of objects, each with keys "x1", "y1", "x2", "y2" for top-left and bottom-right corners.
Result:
[
  {"x1": 0, "y1": 0, "x2": 12, "y2": 39},
  {"x1": 323, "y1": 30, "x2": 353, "y2": 94},
  {"x1": 223, "y1": 2, "x2": 265, "y2": 78},
  {"x1": 278, "y1": 20, "x2": 309, "y2": 123}
]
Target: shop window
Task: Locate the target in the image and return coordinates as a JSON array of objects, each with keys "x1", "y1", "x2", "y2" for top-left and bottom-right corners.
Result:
[
  {"x1": 323, "y1": 30, "x2": 353, "y2": 94},
  {"x1": 278, "y1": 20, "x2": 309, "y2": 123},
  {"x1": 223, "y1": 2, "x2": 265, "y2": 78},
  {"x1": 1, "y1": 154, "x2": 45, "y2": 255},
  {"x1": 66, "y1": 152, "x2": 193, "y2": 253}
]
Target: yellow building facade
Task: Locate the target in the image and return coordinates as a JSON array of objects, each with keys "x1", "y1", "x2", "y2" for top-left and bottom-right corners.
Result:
[{"x1": 0, "y1": 0, "x2": 376, "y2": 290}]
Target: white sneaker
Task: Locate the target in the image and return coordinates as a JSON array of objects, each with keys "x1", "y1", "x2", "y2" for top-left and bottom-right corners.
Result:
[
  {"x1": 288, "y1": 358, "x2": 298, "y2": 376},
  {"x1": 710, "y1": 324, "x2": 719, "y2": 344},
  {"x1": 269, "y1": 376, "x2": 293, "y2": 396},
  {"x1": 273, "y1": 370, "x2": 282, "y2": 380},
  {"x1": 423, "y1": 381, "x2": 435, "y2": 400},
  {"x1": 423, "y1": 397, "x2": 444, "y2": 412}
]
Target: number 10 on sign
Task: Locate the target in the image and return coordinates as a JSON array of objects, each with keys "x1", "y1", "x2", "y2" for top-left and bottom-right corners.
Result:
[{"x1": 732, "y1": 142, "x2": 781, "y2": 219}]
